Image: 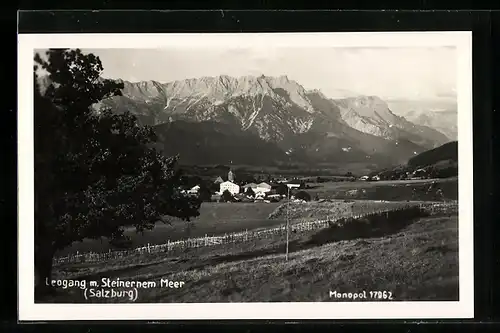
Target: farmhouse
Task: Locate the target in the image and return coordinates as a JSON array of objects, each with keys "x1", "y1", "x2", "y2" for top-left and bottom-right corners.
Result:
[
  {"x1": 255, "y1": 182, "x2": 272, "y2": 194},
  {"x1": 219, "y1": 181, "x2": 240, "y2": 195},
  {"x1": 359, "y1": 176, "x2": 369, "y2": 181},
  {"x1": 241, "y1": 182, "x2": 271, "y2": 195},
  {"x1": 255, "y1": 192, "x2": 266, "y2": 199},
  {"x1": 412, "y1": 168, "x2": 427, "y2": 178},
  {"x1": 242, "y1": 183, "x2": 258, "y2": 190},
  {"x1": 187, "y1": 185, "x2": 200, "y2": 195}
]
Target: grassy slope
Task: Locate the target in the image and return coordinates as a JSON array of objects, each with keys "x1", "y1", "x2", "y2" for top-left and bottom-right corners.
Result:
[
  {"x1": 268, "y1": 200, "x2": 432, "y2": 222},
  {"x1": 46, "y1": 207, "x2": 458, "y2": 303},
  {"x1": 55, "y1": 199, "x2": 430, "y2": 257},
  {"x1": 55, "y1": 178, "x2": 457, "y2": 257},
  {"x1": 305, "y1": 178, "x2": 457, "y2": 201},
  {"x1": 408, "y1": 141, "x2": 458, "y2": 168}
]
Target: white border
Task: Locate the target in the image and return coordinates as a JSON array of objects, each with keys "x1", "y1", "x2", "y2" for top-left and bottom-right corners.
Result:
[{"x1": 18, "y1": 32, "x2": 473, "y2": 321}]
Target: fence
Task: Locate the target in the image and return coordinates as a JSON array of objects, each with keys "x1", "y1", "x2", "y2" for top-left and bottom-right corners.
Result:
[{"x1": 53, "y1": 201, "x2": 457, "y2": 265}]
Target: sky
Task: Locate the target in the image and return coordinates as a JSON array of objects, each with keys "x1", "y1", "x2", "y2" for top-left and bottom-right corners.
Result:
[{"x1": 77, "y1": 47, "x2": 456, "y2": 101}]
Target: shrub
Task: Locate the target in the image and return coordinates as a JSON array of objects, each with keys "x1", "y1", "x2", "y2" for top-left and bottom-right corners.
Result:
[
  {"x1": 295, "y1": 191, "x2": 312, "y2": 202},
  {"x1": 109, "y1": 235, "x2": 133, "y2": 250}
]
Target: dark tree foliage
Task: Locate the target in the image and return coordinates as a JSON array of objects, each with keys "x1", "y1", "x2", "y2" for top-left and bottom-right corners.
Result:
[
  {"x1": 295, "y1": 191, "x2": 312, "y2": 202},
  {"x1": 408, "y1": 141, "x2": 458, "y2": 168},
  {"x1": 198, "y1": 183, "x2": 213, "y2": 202},
  {"x1": 245, "y1": 187, "x2": 256, "y2": 197},
  {"x1": 275, "y1": 183, "x2": 288, "y2": 196},
  {"x1": 34, "y1": 49, "x2": 201, "y2": 295},
  {"x1": 221, "y1": 190, "x2": 234, "y2": 202}
]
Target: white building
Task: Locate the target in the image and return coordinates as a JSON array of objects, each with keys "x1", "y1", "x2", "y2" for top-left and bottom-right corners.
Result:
[
  {"x1": 242, "y1": 183, "x2": 258, "y2": 190},
  {"x1": 219, "y1": 181, "x2": 240, "y2": 195},
  {"x1": 187, "y1": 185, "x2": 201, "y2": 195},
  {"x1": 255, "y1": 182, "x2": 272, "y2": 194},
  {"x1": 255, "y1": 192, "x2": 266, "y2": 199}
]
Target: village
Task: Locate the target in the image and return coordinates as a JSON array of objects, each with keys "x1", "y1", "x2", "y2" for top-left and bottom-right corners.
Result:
[
  {"x1": 179, "y1": 166, "x2": 435, "y2": 204},
  {"x1": 181, "y1": 169, "x2": 307, "y2": 204}
]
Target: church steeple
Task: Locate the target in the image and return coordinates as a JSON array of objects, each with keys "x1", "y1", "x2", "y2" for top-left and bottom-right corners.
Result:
[{"x1": 228, "y1": 161, "x2": 235, "y2": 182}]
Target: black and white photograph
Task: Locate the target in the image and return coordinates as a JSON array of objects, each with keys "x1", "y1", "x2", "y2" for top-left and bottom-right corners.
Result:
[{"x1": 18, "y1": 32, "x2": 473, "y2": 320}]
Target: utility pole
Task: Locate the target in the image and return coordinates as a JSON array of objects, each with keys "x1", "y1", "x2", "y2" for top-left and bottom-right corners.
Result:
[
  {"x1": 285, "y1": 183, "x2": 299, "y2": 261},
  {"x1": 286, "y1": 185, "x2": 290, "y2": 261},
  {"x1": 285, "y1": 184, "x2": 299, "y2": 261},
  {"x1": 285, "y1": 186, "x2": 290, "y2": 261}
]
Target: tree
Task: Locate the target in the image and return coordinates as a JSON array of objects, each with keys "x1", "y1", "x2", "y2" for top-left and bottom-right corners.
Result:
[
  {"x1": 276, "y1": 183, "x2": 288, "y2": 196},
  {"x1": 295, "y1": 191, "x2": 312, "y2": 202},
  {"x1": 245, "y1": 187, "x2": 255, "y2": 197},
  {"x1": 198, "y1": 183, "x2": 213, "y2": 202},
  {"x1": 33, "y1": 49, "x2": 201, "y2": 296},
  {"x1": 222, "y1": 190, "x2": 234, "y2": 202}
]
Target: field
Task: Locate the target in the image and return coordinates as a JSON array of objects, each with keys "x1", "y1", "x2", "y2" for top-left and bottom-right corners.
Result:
[
  {"x1": 55, "y1": 197, "x2": 437, "y2": 257},
  {"x1": 305, "y1": 177, "x2": 457, "y2": 201},
  {"x1": 44, "y1": 203, "x2": 458, "y2": 302},
  {"x1": 42, "y1": 178, "x2": 460, "y2": 303},
  {"x1": 55, "y1": 202, "x2": 282, "y2": 256}
]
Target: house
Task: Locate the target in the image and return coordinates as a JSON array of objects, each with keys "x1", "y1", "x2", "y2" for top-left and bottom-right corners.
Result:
[
  {"x1": 255, "y1": 192, "x2": 266, "y2": 199},
  {"x1": 214, "y1": 176, "x2": 224, "y2": 184},
  {"x1": 255, "y1": 182, "x2": 272, "y2": 194},
  {"x1": 267, "y1": 194, "x2": 282, "y2": 202},
  {"x1": 242, "y1": 183, "x2": 258, "y2": 190},
  {"x1": 219, "y1": 181, "x2": 240, "y2": 195},
  {"x1": 412, "y1": 168, "x2": 427, "y2": 178},
  {"x1": 187, "y1": 185, "x2": 201, "y2": 195},
  {"x1": 371, "y1": 175, "x2": 380, "y2": 181},
  {"x1": 359, "y1": 176, "x2": 370, "y2": 181}
]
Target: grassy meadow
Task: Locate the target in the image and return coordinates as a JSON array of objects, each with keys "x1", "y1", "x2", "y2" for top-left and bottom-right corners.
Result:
[
  {"x1": 42, "y1": 178, "x2": 460, "y2": 303},
  {"x1": 45, "y1": 203, "x2": 459, "y2": 302},
  {"x1": 305, "y1": 177, "x2": 458, "y2": 201},
  {"x1": 55, "y1": 202, "x2": 282, "y2": 256}
]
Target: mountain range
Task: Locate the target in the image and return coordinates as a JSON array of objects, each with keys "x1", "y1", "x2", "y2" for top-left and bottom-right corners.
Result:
[
  {"x1": 39, "y1": 74, "x2": 456, "y2": 168},
  {"x1": 386, "y1": 99, "x2": 458, "y2": 140}
]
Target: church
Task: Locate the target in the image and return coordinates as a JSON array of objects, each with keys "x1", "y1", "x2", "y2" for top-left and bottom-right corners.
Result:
[{"x1": 217, "y1": 169, "x2": 239, "y2": 195}]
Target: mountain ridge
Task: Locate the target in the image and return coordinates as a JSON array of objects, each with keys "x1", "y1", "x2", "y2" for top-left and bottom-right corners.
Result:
[{"x1": 37, "y1": 74, "x2": 454, "y2": 167}]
